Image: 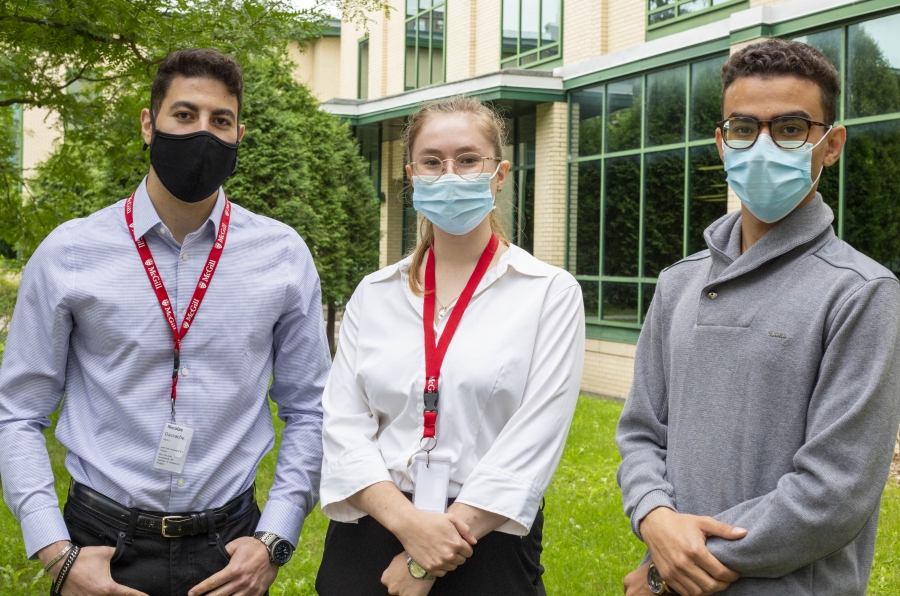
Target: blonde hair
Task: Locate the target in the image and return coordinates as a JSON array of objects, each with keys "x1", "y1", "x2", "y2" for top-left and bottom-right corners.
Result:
[{"x1": 402, "y1": 96, "x2": 511, "y2": 295}]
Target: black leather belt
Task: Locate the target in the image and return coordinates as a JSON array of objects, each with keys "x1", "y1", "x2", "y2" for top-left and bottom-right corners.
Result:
[{"x1": 68, "y1": 480, "x2": 256, "y2": 538}]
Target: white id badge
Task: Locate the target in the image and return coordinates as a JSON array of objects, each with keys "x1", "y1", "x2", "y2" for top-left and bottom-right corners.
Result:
[
  {"x1": 412, "y1": 457, "x2": 451, "y2": 513},
  {"x1": 152, "y1": 421, "x2": 194, "y2": 474}
]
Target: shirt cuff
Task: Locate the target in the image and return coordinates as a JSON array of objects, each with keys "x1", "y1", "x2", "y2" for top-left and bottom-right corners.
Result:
[
  {"x1": 256, "y1": 499, "x2": 307, "y2": 547},
  {"x1": 454, "y1": 465, "x2": 543, "y2": 536},
  {"x1": 21, "y1": 506, "x2": 69, "y2": 559},
  {"x1": 320, "y1": 447, "x2": 393, "y2": 523},
  {"x1": 631, "y1": 489, "x2": 676, "y2": 541}
]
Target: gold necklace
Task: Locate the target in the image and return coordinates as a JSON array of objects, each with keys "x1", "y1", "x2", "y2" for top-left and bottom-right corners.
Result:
[{"x1": 436, "y1": 293, "x2": 461, "y2": 320}]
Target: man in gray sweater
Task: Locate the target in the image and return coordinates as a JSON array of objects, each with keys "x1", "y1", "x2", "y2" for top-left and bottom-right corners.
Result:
[{"x1": 617, "y1": 39, "x2": 900, "y2": 596}]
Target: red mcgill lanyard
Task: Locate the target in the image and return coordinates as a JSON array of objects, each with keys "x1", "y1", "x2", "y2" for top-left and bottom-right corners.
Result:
[
  {"x1": 421, "y1": 232, "x2": 499, "y2": 450},
  {"x1": 124, "y1": 190, "x2": 231, "y2": 420}
]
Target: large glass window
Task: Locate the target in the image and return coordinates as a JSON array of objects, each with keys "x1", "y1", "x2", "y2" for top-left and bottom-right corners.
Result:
[
  {"x1": 568, "y1": 55, "x2": 728, "y2": 326},
  {"x1": 405, "y1": 0, "x2": 445, "y2": 90},
  {"x1": 358, "y1": 37, "x2": 369, "y2": 100},
  {"x1": 502, "y1": 0, "x2": 561, "y2": 68},
  {"x1": 796, "y1": 11, "x2": 900, "y2": 276},
  {"x1": 648, "y1": 0, "x2": 743, "y2": 30}
]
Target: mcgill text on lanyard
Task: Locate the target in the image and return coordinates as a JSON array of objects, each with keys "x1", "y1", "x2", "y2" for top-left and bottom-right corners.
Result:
[
  {"x1": 413, "y1": 232, "x2": 498, "y2": 513},
  {"x1": 125, "y1": 191, "x2": 230, "y2": 474}
]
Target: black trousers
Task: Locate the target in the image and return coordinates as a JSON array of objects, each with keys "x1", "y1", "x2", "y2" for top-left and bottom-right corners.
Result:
[
  {"x1": 62, "y1": 490, "x2": 264, "y2": 596},
  {"x1": 316, "y1": 508, "x2": 546, "y2": 596}
]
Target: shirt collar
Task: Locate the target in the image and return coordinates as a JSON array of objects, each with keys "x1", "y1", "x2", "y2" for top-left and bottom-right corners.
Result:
[
  {"x1": 704, "y1": 193, "x2": 835, "y2": 283},
  {"x1": 130, "y1": 176, "x2": 227, "y2": 240}
]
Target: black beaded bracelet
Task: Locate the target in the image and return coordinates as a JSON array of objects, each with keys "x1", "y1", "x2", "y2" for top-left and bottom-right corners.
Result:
[{"x1": 51, "y1": 544, "x2": 80, "y2": 596}]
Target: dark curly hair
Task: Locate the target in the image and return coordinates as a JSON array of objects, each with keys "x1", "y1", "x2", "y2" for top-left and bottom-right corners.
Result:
[
  {"x1": 722, "y1": 38, "x2": 841, "y2": 124},
  {"x1": 151, "y1": 49, "x2": 244, "y2": 118}
]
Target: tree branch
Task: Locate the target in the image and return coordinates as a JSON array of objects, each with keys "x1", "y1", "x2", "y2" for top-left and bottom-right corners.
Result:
[{"x1": 0, "y1": 98, "x2": 36, "y2": 107}]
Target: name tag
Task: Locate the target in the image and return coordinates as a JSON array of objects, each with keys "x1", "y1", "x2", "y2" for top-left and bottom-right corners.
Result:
[
  {"x1": 153, "y1": 421, "x2": 194, "y2": 474},
  {"x1": 412, "y1": 456, "x2": 451, "y2": 513}
]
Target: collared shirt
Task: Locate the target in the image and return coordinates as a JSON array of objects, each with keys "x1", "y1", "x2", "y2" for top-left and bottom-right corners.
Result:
[
  {"x1": 320, "y1": 244, "x2": 585, "y2": 535},
  {"x1": 0, "y1": 178, "x2": 330, "y2": 557}
]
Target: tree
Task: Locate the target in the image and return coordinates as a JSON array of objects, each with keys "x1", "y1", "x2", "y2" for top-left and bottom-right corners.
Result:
[{"x1": 225, "y1": 55, "x2": 380, "y2": 351}]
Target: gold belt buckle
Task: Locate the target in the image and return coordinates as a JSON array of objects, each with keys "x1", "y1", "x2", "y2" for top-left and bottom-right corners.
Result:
[{"x1": 161, "y1": 515, "x2": 186, "y2": 538}]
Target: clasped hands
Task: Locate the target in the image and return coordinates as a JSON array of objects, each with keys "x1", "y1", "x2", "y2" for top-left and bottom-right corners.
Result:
[
  {"x1": 39, "y1": 536, "x2": 277, "y2": 596},
  {"x1": 381, "y1": 508, "x2": 477, "y2": 596},
  {"x1": 624, "y1": 508, "x2": 747, "y2": 596}
]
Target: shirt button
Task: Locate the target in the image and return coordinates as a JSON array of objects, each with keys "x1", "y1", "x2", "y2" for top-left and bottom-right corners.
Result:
[
  {"x1": 181, "y1": 367, "x2": 188, "y2": 376},
  {"x1": 708, "y1": 291, "x2": 718, "y2": 300},
  {"x1": 181, "y1": 253, "x2": 188, "y2": 261},
  {"x1": 177, "y1": 478, "x2": 185, "y2": 487}
]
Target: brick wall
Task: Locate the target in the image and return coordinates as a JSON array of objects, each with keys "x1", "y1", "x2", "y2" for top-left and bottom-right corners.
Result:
[
  {"x1": 339, "y1": 16, "x2": 367, "y2": 99},
  {"x1": 607, "y1": 0, "x2": 646, "y2": 54},
  {"x1": 533, "y1": 102, "x2": 569, "y2": 268},
  {"x1": 445, "y1": 0, "x2": 476, "y2": 82},
  {"x1": 379, "y1": 138, "x2": 406, "y2": 268},
  {"x1": 473, "y1": 0, "x2": 501, "y2": 76},
  {"x1": 563, "y1": 0, "x2": 607, "y2": 65},
  {"x1": 289, "y1": 38, "x2": 342, "y2": 102},
  {"x1": 582, "y1": 339, "x2": 638, "y2": 399}
]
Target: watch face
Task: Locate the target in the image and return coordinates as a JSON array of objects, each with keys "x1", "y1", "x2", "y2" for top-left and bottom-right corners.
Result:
[
  {"x1": 409, "y1": 561, "x2": 429, "y2": 579},
  {"x1": 647, "y1": 564, "x2": 665, "y2": 594},
  {"x1": 272, "y1": 539, "x2": 293, "y2": 565}
]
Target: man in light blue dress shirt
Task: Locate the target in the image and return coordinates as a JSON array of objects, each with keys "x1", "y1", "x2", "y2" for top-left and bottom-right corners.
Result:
[{"x1": 0, "y1": 49, "x2": 330, "y2": 596}]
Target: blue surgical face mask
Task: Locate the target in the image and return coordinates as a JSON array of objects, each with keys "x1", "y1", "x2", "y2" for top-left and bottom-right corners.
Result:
[
  {"x1": 412, "y1": 172, "x2": 496, "y2": 235},
  {"x1": 723, "y1": 132, "x2": 830, "y2": 224}
]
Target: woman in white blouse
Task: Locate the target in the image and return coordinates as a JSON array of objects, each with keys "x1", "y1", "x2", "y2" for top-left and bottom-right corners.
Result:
[{"x1": 315, "y1": 96, "x2": 585, "y2": 596}]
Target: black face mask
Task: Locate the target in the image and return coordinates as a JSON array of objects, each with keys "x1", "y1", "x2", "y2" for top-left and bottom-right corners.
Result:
[{"x1": 145, "y1": 114, "x2": 240, "y2": 203}]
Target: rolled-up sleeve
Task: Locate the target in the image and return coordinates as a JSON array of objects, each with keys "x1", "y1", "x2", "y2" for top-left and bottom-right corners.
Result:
[
  {"x1": 0, "y1": 227, "x2": 74, "y2": 558},
  {"x1": 319, "y1": 283, "x2": 393, "y2": 522},
  {"x1": 454, "y1": 283, "x2": 585, "y2": 535}
]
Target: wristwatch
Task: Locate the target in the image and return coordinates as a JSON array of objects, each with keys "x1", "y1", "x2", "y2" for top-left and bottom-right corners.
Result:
[
  {"x1": 647, "y1": 563, "x2": 676, "y2": 594},
  {"x1": 406, "y1": 554, "x2": 436, "y2": 581},
  {"x1": 253, "y1": 531, "x2": 294, "y2": 566}
]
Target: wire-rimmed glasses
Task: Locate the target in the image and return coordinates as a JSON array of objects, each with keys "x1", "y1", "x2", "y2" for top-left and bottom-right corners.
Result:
[
  {"x1": 717, "y1": 116, "x2": 832, "y2": 150},
  {"x1": 408, "y1": 153, "x2": 502, "y2": 184}
]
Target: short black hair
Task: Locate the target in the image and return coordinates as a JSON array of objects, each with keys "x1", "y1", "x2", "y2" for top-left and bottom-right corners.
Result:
[
  {"x1": 722, "y1": 38, "x2": 841, "y2": 124},
  {"x1": 150, "y1": 49, "x2": 244, "y2": 118}
]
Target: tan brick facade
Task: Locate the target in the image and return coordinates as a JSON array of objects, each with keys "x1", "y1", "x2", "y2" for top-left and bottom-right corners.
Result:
[
  {"x1": 563, "y1": 0, "x2": 607, "y2": 64},
  {"x1": 582, "y1": 339, "x2": 638, "y2": 400},
  {"x1": 379, "y1": 138, "x2": 406, "y2": 268},
  {"x1": 606, "y1": 0, "x2": 646, "y2": 54},
  {"x1": 533, "y1": 102, "x2": 569, "y2": 269}
]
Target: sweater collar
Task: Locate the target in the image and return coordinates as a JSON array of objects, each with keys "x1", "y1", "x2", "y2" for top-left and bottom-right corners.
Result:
[{"x1": 704, "y1": 194, "x2": 836, "y2": 283}]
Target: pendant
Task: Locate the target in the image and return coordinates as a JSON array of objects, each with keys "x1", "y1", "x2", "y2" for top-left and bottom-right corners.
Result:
[{"x1": 438, "y1": 307, "x2": 447, "y2": 320}]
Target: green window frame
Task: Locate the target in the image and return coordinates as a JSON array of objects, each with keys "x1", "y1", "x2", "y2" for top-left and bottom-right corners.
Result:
[
  {"x1": 792, "y1": 9, "x2": 900, "y2": 275},
  {"x1": 647, "y1": 0, "x2": 746, "y2": 34},
  {"x1": 502, "y1": 0, "x2": 562, "y2": 69},
  {"x1": 404, "y1": 0, "x2": 446, "y2": 91},
  {"x1": 567, "y1": 54, "x2": 730, "y2": 341},
  {"x1": 358, "y1": 37, "x2": 370, "y2": 100}
]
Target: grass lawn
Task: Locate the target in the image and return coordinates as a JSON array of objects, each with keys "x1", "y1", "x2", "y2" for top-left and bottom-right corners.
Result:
[{"x1": 0, "y1": 396, "x2": 897, "y2": 594}]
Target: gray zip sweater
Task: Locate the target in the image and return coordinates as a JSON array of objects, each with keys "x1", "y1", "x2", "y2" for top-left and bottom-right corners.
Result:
[{"x1": 616, "y1": 195, "x2": 900, "y2": 594}]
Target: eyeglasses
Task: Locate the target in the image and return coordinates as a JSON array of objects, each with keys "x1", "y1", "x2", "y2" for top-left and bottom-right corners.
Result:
[
  {"x1": 408, "y1": 153, "x2": 502, "y2": 184},
  {"x1": 717, "y1": 116, "x2": 832, "y2": 150}
]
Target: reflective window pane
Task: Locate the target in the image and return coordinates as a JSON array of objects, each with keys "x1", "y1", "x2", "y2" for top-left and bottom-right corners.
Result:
[
  {"x1": 358, "y1": 39, "x2": 369, "y2": 100},
  {"x1": 646, "y1": 65, "x2": 687, "y2": 147},
  {"x1": 688, "y1": 145, "x2": 727, "y2": 254},
  {"x1": 649, "y1": 7, "x2": 675, "y2": 25},
  {"x1": 678, "y1": 0, "x2": 708, "y2": 16},
  {"x1": 502, "y1": 0, "x2": 519, "y2": 60},
  {"x1": 574, "y1": 160, "x2": 601, "y2": 275},
  {"x1": 848, "y1": 13, "x2": 900, "y2": 119},
  {"x1": 515, "y1": 113, "x2": 537, "y2": 166},
  {"x1": 417, "y1": 20, "x2": 430, "y2": 87},
  {"x1": 794, "y1": 28, "x2": 842, "y2": 79},
  {"x1": 580, "y1": 280, "x2": 600, "y2": 319},
  {"x1": 644, "y1": 150, "x2": 685, "y2": 277},
  {"x1": 407, "y1": 0, "x2": 417, "y2": 17},
  {"x1": 607, "y1": 77, "x2": 642, "y2": 152},
  {"x1": 603, "y1": 155, "x2": 640, "y2": 276},
  {"x1": 542, "y1": 0, "x2": 560, "y2": 44},
  {"x1": 521, "y1": 0, "x2": 539, "y2": 54},
  {"x1": 817, "y1": 157, "x2": 840, "y2": 218},
  {"x1": 641, "y1": 283, "x2": 657, "y2": 322},
  {"x1": 602, "y1": 282, "x2": 638, "y2": 324},
  {"x1": 432, "y1": 6, "x2": 444, "y2": 84},
  {"x1": 572, "y1": 86, "x2": 604, "y2": 157},
  {"x1": 844, "y1": 120, "x2": 900, "y2": 275},
  {"x1": 405, "y1": 20, "x2": 417, "y2": 89},
  {"x1": 690, "y1": 55, "x2": 726, "y2": 141},
  {"x1": 518, "y1": 169, "x2": 535, "y2": 253}
]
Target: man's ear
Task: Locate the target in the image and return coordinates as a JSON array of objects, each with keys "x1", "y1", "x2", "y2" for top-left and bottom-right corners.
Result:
[
  {"x1": 822, "y1": 125, "x2": 846, "y2": 168},
  {"x1": 238, "y1": 123, "x2": 245, "y2": 143},
  {"x1": 715, "y1": 127, "x2": 725, "y2": 162},
  {"x1": 406, "y1": 164, "x2": 415, "y2": 189},
  {"x1": 140, "y1": 108, "x2": 153, "y2": 147}
]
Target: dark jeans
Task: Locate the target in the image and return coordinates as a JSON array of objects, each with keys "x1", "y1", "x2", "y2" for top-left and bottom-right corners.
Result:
[
  {"x1": 316, "y1": 508, "x2": 546, "y2": 596},
  {"x1": 62, "y1": 492, "x2": 264, "y2": 596}
]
